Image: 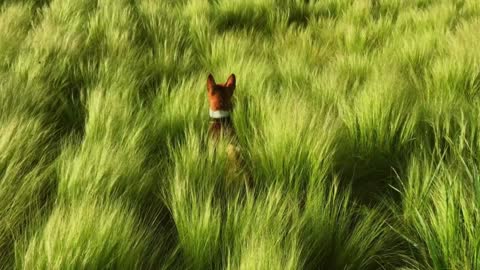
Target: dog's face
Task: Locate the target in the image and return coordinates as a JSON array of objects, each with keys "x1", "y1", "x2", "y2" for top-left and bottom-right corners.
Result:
[{"x1": 207, "y1": 74, "x2": 236, "y2": 111}]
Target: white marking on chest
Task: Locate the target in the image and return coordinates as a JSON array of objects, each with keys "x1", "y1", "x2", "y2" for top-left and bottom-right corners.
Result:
[{"x1": 209, "y1": 109, "x2": 230, "y2": 119}]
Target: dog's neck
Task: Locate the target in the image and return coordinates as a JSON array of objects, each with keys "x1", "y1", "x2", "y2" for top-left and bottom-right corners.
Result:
[
  {"x1": 209, "y1": 109, "x2": 230, "y2": 119},
  {"x1": 209, "y1": 109, "x2": 235, "y2": 139}
]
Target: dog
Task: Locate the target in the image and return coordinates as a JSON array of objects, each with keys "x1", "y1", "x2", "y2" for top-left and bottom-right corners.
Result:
[{"x1": 206, "y1": 73, "x2": 252, "y2": 190}]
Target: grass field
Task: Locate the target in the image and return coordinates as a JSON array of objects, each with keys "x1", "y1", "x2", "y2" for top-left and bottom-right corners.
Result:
[{"x1": 1, "y1": 0, "x2": 480, "y2": 269}]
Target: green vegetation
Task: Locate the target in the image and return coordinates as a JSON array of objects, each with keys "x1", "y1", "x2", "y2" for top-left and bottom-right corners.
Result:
[{"x1": 1, "y1": 0, "x2": 480, "y2": 269}]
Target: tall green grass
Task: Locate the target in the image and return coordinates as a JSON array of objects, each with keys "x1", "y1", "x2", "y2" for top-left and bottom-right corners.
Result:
[{"x1": 1, "y1": 0, "x2": 480, "y2": 269}]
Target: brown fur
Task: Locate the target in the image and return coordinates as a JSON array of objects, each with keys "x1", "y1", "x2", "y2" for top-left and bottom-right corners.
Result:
[{"x1": 207, "y1": 73, "x2": 235, "y2": 111}]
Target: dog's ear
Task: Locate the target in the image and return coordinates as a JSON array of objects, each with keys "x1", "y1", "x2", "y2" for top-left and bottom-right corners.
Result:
[
  {"x1": 225, "y1": 74, "x2": 236, "y2": 89},
  {"x1": 207, "y1": 74, "x2": 216, "y2": 92}
]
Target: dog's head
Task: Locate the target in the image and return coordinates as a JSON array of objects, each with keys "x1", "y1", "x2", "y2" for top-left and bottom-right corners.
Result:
[{"x1": 207, "y1": 74, "x2": 236, "y2": 111}]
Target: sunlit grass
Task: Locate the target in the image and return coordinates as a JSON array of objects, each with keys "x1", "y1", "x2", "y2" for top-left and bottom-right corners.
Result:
[{"x1": 1, "y1": 0, "x2": 480, "y2": 269}]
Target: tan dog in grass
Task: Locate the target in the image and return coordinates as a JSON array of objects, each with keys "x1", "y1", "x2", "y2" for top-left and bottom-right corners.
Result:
[{"x1": 206, "y1": 73, "x2": 251, "y2": 189}]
